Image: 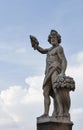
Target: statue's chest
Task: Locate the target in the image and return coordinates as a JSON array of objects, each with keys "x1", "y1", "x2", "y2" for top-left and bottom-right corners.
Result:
[{"x1": 47, "y1": 48, "x2": 57, "y2": 57}]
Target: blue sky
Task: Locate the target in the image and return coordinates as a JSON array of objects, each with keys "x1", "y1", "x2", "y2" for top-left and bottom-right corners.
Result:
[{"x1": 0, "y1": 0, "x2": 83, "y2": 130}]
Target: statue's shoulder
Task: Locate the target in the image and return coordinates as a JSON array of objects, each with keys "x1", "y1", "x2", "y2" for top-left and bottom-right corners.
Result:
[{"x1": 56, "y1": 45, "x2": 63, "y2": 52}]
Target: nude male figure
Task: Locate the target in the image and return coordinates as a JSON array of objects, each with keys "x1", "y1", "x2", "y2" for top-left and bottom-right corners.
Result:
[{"x1": 30, "y1": 30, "x2": 67, "y2": 117}]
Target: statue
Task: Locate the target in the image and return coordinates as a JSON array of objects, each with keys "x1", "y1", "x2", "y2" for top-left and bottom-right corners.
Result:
[{"x1": 30, "y1": 30, "x2": 75, "y2": 121}]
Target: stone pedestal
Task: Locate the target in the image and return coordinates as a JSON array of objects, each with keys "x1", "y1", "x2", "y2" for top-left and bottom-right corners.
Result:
[{"x1": 37, "y1": 117, "x2": 73, "y2": 130}]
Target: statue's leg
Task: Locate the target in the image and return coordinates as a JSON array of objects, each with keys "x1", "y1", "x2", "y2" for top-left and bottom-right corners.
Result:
[
  {"x1": 51, "y1": 71, "x2": 60, "y2": 116},
  {"x1": 43, "y1": 82, "x2": 51, "y2": 116},
  {"x1": 52, "y1": 93, "x2": 59, "y2": 117}
]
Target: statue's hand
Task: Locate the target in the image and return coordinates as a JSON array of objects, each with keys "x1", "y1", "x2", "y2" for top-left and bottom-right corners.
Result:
[
  {"x1": 58, "y1": 72, "x2": 65, "y2": 80},
  {"x1": 30, "y1": 35, "x2": 39, "y2": 50}
]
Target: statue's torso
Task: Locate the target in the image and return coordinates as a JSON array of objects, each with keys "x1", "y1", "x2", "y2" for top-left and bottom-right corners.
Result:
[{"x1": 45, "y1": 46, "x2": 61, "y2": 74}]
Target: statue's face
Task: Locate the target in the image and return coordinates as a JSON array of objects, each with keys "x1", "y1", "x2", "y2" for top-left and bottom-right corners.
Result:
[{"x1": 50, "y1": 31, "x2": 58, "y2": 46}]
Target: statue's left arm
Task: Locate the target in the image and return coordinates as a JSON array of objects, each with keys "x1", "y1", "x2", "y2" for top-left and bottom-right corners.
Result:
[{"x1": 57, "y1": 46, "x2": 67, "y2": 75}]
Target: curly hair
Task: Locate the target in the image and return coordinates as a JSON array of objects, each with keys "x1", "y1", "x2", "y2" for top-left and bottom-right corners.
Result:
[{"x1": 48, "y1": 30, "x2": 61, "y2": 44}]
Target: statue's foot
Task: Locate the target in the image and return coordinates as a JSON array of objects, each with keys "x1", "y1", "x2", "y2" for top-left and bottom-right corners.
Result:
[
  {"x1": 57, "y1": 113, "x2": 70, "y2": 117},
  {"x1": 52, "y1": 112, "x2": 58, "y2": 117},
  {"x1": 57, "y1": 113, "x2": 63, "y2": 117},
  {"x1": 39, "y1": 114, "x2": 49, "y2": 118},
  {"x1": 63, "y1": 113, "x2": 70, "y2": 117}
]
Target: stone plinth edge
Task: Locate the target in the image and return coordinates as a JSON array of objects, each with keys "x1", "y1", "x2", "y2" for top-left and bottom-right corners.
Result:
[{"x1": 37, "y1": 116, "x2": 73, "y2": 125}]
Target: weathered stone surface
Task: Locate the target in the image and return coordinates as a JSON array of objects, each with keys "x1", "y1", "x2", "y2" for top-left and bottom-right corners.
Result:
[
  {"x1": 30, "y1": 29, "x2": 75, "y2": 122},
  {"x1": 37, "y1": 116, "x2": 71, "y2": 123}
]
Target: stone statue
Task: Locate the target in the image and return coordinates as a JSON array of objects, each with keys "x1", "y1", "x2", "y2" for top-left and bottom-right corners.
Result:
[{"x1": 30, "y1": 29, "x2": 75, "y2": 121}]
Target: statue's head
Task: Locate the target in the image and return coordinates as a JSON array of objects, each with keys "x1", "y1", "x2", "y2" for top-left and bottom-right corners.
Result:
[{"x1": 48, "y1": 30, "x2": 61, "y2": 45}]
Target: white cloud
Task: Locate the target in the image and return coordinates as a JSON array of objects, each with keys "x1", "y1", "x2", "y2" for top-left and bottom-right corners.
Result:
[
  {"x1": 0, "y1": 76, "x2": 44, "y2": 130},
  {"x1": 0, "y1": 98, "x2": 18, "y2": 130},
  {"x1": 25, "y1": 76, "x2": 44, "y2": 94}
]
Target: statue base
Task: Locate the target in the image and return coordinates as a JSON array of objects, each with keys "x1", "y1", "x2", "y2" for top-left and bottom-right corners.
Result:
[{"x1": 37, "y1": 116, "x2": 73, "y2": 130}]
